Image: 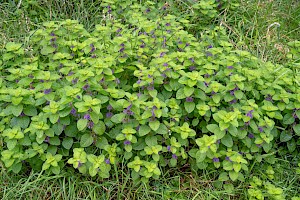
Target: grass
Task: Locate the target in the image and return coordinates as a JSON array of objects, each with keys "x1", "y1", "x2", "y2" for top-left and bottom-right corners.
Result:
[
  {"x1": 219, "y1": 0, "x2": 300, "y2": 63},
  {"x1": 1, "y1": 0, "x2": 300, "y2": 199},
  {"x1": 1, "y1": 155, "x2": 300, "y2": 199}
]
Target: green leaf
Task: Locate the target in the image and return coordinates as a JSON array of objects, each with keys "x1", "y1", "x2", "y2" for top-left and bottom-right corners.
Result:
[
  {"x1": 11, "y1": 105, "x2": 23, "y2": 117},
  {"x1": 42, "y1": 162, "x2": 51, "y2": 171},
  {"x1": 52, "y1": 166, "x2": 60, "y2": 175},
  {"x1": 111, "y1": 113, "x2": 125, "y2": 123},
  {"x1": 280, "y1": 131, "x2": 292, "y2": 142},
  {"x1": 77, "y1": 119, "x2": 88, "y2": 131},
  {"x1": 207, "y1": 124, "x2": 225, "y2": 139},
  {"x1": 207, "y1": 124, "x2": 219, "y2": 133},
  {"x1": 139, "y1": 125, "x2": 151, "y2": 136},
  {"x1": 11, "y1": 116, "x2": 30, "y2": 129},
  {"x1": 233, "y1": 163, "x2": 241, "y2": 172},
  {"x1": 145, "y1": 136, "x2": 158, "y2": 146},
  {"x1": 293, "y1": 124, "x2": 300, "y2": 136},
  {"x1": 194, "y1": 89, "x2": 206, "y2": 100},
  {"x1": 234, "y1": 90, "x2": 243, "y2": 99},
  {"x1": 223, "y1": 183, "x2": 234, "y2": 192},
  {"x1": 41, "y1": 46, "x2": 56, "y2": 55},
  {"x1": 125, "y1": 145, "x2": 132, "y2": 152},
  {"x1": 221, "y1": 134, "x2": 233, "y2": 147},
  {"x1": 65, "y1": 124, "x2": 77, "y2": 137},
  {"x1": 148, "y1": 89, "x2": 157, "y2": 98},
  {"x1": 283, "y1": 113, "x2": 295, "y2": 125},
  {"x1": 49, "y1": 136, "x2": 61, "y2": 146},
  {"x1": 116, "y1": 134, "x2": 126, "y2": 141},
  {"x1": 229, "y1": 171, "x2": 239, "y2": 181},
  {"x1": 23, "y1": 106, "x2": 37, "y2": 116},
  {"x1": 6, "y1": 140, "x2": 17, "y2": 150},
  {"x1": 149, "y1": 120, "x2": 160, "y2": 131},
  {"x1": 170, "y1": 158, "x2": 177, "y2": 167},
  {"x1": 12, "y1": 97, "x2": 23, "y2": 105},
  {"x1": 228, "y1": 125, "x2": 238, "y2": 137},
  {"x1": 11, "y1": 162, "x2": 22, "y2": 173},
  {"x1": 90, "y1": 112, "x2": 99, "y2": 124},
  {"x1": 124, "y1": 151, "x2": 133, "y2": 160},
  {"x1": 6, "y1": 42, "x2": 22, "y2": 51},
  {"x1": 183, "y1": 86, "x2": 194, "y2": 97},
  {"x1": 80, "y1": 134, "x2": 94, "y2": 147},
  {"x1": 218, "y1": 172, "x2": 229, "y2": 181},
  {"x1": 95, "y1": 136, "x2": 108, "y2": 149},
  {"x1": 49, "y1": 114, "x2": 59, "y2": 124},
  {"x1": 184, "y1": 102, "x2": 195, "y2": 113},
  {"x1": 212, "y1": 94, "x2": 221, "y2": 103},
  {"x1": 287, "y1": 139, "x2": 296, "y2": 152},
  {"x1": 93, "y1": 121, "x2": 106, "y2": 135},
  {"x1": 62, "y1": 137, "x2": 73, "y2": 149},
  {"x1": 195, "y1": 150, "x2": 206, "y2": 162},
  {"x1": 176, "y1": 88, "x2": 185, "y2": 99},
  {"x1": 156, "y1": 124, "x2": 168, "y2": 135}
]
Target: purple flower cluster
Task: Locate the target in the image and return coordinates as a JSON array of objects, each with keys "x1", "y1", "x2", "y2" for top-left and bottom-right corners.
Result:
[
  {"x1": 212, "y1": 157, "x2": 219, "y2": 162},
  {"x1": 107, "y1": 105, "x2": 113, "y2": 110},
  {"x1": 70, "y1": 108, "x2": 77, "y2": 116},
  {"x1": 159, "y1": 52, "x2": 166, "y2": 58},
  {"x1": 90, "y1": 44, "x2": 95, "y2": 53},
  {"x1": 44, "y1": 136, "x2": 50, "y2": 143},
  {"x1": 72, "y1": 78, "x2": 78, "y2": 84},
  {"x1": 107, "y1": 5, "x2": 111, "y2": 13},
  {"x1": 151, "y1": 106, "x2": 157, "y2": 118},
  {"x1": 229, "y1": 86, "x2": 239, "y2": 96},
  {"x1": 265, "y1": 94, "x2": 273, "y2": 102},
  {"x1": 246, "y1": 110, "x2": 254, "y2": 119},
  {"x1": 106, "y1": 112, "x2": 113, "y2": 118},
  {"x1": 186, "y1": 97, "x2": 194, "y2": 102},
  {"x1": 248, "y1": 133, "x2": 254, "y2": 139},
  {"x1": 206, "y1": 52, "x2": 213, "y2": 57},
  {"x1": 167, "y1": 146, "x2": 171, "y2": 152},
  {"x1": 189, "y1": 66, "x2": 196, "y2": 71},
  {"x1": 87, "y1": 121, "x2": 94, "y2": 129},
  {"x1": 19, "y1": 112, "x2": 26, "y2": 117},
  {"x1": 44, "y1": 89, "x2": 52, "y2": 94},
  {"x1": 225, "y1": 156, "x2": 232, "y2": 162},
  {"x1": 115, "y1": 78, "x2": 120, "y2": 84},
  {"x1": 229, "y1": 99, "x2": 237, "y2": 104},
  {"x1": 83, "y1": 84, "x2": 90, "y2": 91},
  {"x1": 84, "y1": 114, "x2": 91, "y2": 120},
  {"x1": 189, "y1": 57, "x2": 195, "y2": 63},
  {"x1": 124, "y1": 140, "x2": 131, "y2": 145},
  {"x1": 172, "y1": 154, "x2": 178, "y2": 160},
  {"x1": 293, "y1": 112, "x2": 298, "y2": 119},
  {"x1": 123, "y1": 104, "x2": 134, "y2": 116},
  {"x1": 77, "y1": 161, "x2": 83, "y2": 168}
]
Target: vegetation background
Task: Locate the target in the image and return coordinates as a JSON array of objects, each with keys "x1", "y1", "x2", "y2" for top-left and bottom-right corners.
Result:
[{"x1": 0, "y1": 0, "x2": 300, "y2": 199}]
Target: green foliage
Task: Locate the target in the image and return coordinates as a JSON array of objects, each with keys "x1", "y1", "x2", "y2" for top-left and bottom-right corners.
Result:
[
  {"x1": 1, "y1": 1, "x2": 300, "y2": 184},
  {"x1": 248, "y1": 176, "x2": 285, "y2": 200}
]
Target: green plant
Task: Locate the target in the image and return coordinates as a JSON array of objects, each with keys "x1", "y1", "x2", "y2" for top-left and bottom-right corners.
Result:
[
  {"x1": 1, "y1": 1, "x2": 300, "y2": 185},
  {"x1": 248, "y1": 176, "x2": 285, "y2": 200}
]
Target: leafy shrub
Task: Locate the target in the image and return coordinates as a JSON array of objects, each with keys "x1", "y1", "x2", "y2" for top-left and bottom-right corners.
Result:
[{"x1": 1, "y1": 2, "x2": 300, "y2": 183}]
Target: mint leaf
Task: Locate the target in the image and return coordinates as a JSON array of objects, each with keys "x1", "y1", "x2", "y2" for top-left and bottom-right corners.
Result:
[
  {"x1": 80, "y1": 134, "x2": 94, "y2": 147},
  {"x1": 77, "y1": 119, "x2": 88, "y2": 131}
]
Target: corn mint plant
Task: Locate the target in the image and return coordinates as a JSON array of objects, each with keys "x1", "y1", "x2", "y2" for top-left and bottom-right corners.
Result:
[{"x1": 1, "y1": 2, "x2": 300, "y2": 184}]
